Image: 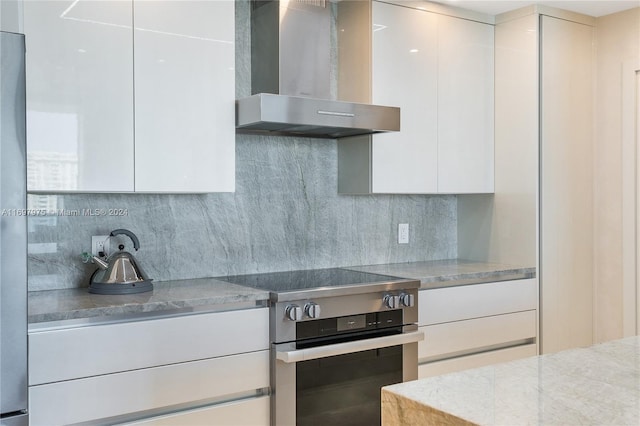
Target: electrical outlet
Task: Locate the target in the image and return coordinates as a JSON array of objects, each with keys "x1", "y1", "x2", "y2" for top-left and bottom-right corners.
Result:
[
  {"x1": 398, "y1": 223, "x2": 409, "y2": 244},
  {"x1": 91, "y1": 235, "x2": 109, "y2": 257}
]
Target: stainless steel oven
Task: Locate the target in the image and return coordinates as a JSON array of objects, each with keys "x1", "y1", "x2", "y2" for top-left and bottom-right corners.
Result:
[
  {"x1": 220, "y1": 268, "x2": 422, "y2": 426},
  {"x1": 273, "y1": 305, "x2": 422, "y2": 425}
]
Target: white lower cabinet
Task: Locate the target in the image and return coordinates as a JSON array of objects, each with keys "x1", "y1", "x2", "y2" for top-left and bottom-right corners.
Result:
[
  {"x1": 418, "y1": 279, "x2": 538, "y2": 378},
  {"x1": 126, "y1": 396, "x2": 270, "y2": 426},
  {"x1": 418, "y1": 343, "x2": 537, "y2": 378},
  {"x1": 28, "y1": 308, "x2": 270, "y2": 425}
]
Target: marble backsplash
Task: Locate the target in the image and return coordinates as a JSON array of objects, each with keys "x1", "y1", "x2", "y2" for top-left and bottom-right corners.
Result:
[
  {"x1": 26, "y1": 0, "x2": 458, "y2": 291},
  {"x1": 27, "y1": 137, "x2": 457, "y2": 290}
]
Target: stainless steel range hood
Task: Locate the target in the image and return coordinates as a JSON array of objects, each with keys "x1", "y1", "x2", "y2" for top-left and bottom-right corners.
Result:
[
  {"x1": 236, "y1": 0, "x2": 400, "y2": 139},
  {"x1": 237, "y1": 93, "x2": 400, "y2": 138}
]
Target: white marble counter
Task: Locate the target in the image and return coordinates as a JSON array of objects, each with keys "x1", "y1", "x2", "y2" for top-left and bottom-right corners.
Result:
[{"x1": 382, "y1": 337, "x2": 640, "y2": 425}]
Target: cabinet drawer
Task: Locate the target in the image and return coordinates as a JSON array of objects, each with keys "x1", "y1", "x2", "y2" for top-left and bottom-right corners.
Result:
[
  {"x1": 418, "y1": 279, "x2": 537, "y2": 326},
  {"x1": 418, "y1": 310, "x2": 536, "y2": 362},
  {"x1": 418, "y1": 343, "x2": 537, "y2": 378},
  {"x1": 29, "y1": 350, "x2": 269, "y2": 426},
  {"x1": 29, "y1": 308, "x2": 268, "y2": 385},
  {"x1": 126, "y1": 395, "x2": 270, "y2": 426}
]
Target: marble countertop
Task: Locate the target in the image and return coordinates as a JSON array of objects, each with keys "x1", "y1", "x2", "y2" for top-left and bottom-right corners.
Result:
[
  {"x1": 382, "y1": 337, "x2": 640, "y2": 425},
  {"x1": 28, "y1": 277, "x2": 270, "y2": 324},
  {"x1": 345, "y1": 259, "x2": 535, "y2": 289},
  {"x1": 28, "y1": 259, "x2": 535, "y2": 325}
]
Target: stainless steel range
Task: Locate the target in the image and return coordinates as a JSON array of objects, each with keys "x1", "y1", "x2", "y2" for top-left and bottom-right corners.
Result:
[{"x1": 221, "y1": 268, "x2": 423, "y2": 426}]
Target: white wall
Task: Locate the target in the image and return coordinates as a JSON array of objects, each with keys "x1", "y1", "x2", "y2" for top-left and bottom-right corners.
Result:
[{"x1": 594, "y1": 7, "x2": 640, "y2": 343}]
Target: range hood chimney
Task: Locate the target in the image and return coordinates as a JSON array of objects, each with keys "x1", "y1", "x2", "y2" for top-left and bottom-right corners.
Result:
[{"x1": 236, "y1": 0, "x2": 400, "y2": 139}]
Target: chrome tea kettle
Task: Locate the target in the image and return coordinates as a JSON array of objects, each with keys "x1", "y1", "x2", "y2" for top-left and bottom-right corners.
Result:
[{"x1": 88, "y1": 229, "x2": 153, "y2": 295}]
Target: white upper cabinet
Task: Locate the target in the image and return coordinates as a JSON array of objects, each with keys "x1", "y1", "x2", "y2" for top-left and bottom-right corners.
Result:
[
  {"x1": 1, "y1": 0, "x2": 23, "y2": 33},
  {"x1": 437, "y1": 15, "x2": 494, "y2": 193},
  {"x1": 371, "y1": 1, "x2": 438, "y2": 193},
  {"x1": 338, "y1": 1, "x2": 494, "y2": 194},
  {"x1": 24, "y1": 0, "x2": 235, "y2": 193},
  {"x1": 133, "y1": 0, "x2": 235, "y2": 193},
  {"x1": 24, "y1": 0, "x2": 135, "y2": 192}
]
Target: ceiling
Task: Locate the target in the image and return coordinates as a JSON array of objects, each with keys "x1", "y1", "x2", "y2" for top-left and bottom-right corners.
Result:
[{"x1": 434, "y1": 0, "x2": 639, "y2": 17}]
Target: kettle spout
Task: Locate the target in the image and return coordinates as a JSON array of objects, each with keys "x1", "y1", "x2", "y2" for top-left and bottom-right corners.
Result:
[{"x1": 92, "y1": 256, "x2": 109, "y2": 270}]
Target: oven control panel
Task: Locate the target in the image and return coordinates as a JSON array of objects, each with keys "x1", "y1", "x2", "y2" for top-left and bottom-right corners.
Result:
[
  {"x1": 283, "y1": 292, "x2": 415, "y2": 321},
  {"x1": 296, "y1": 309, "x2": 405, "y2": 340},
  {"x1": 274, "y1": 288, "x2": 419, "y2": 343}
]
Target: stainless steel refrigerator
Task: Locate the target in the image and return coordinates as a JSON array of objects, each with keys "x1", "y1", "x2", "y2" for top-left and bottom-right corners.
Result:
[{"x1": 0, "y1": 31, "x2": 28, "y2": 426}]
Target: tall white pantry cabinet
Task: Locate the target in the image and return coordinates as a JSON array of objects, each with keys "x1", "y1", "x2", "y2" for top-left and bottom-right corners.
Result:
[
  {"x1": 22, "y1": 0, "x2": 235, "y2": 193},
  {"x1": 538, "y1": 11, "x2": 595, "y2": 353},
  {"x1": 460, "y1": 6, "x2": 595, "y2": 355}
]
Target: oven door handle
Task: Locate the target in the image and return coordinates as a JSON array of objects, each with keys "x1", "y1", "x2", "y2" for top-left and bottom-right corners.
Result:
[{"x1": 276, "y1": 330, "x2": 424, "y2": 363}]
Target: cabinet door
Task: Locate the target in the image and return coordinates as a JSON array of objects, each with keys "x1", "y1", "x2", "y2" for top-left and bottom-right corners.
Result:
[
  {"x1": 418, "y1": 310, "x2": 536, "y2": 362},
  {"x1": 29, "y1": 351, "x2": 269, "y2": 425},
  {"x1": 418, "y1": 279, "x2": 537, "y2": 326},
  {"x1": 133, "y1": 0, "x2": 235, "y2": 193},
  {"x1": 540, "y1": 15, "x2": 594, "y2": 353},
  {"x1": 24, "y1": 0, "x2": 134, "y2": 192},
  {"x1": 371, "y1": 2, "x2": 438, "y2": 193},
  {"x1": 30, "y1": 308, "x2": 269, "y2": 385},
  {"x1": 127, "y1": 396, "x2": 270, "y2": 426},
  {"x1": 437, "y1": 15, "x2": 494, "y2": 193},
  {"x1": 418, "y1": 344, "x2": 537, "y2": 378}
]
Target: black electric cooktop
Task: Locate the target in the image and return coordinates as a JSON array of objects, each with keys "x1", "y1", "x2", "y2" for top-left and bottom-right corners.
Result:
[{"x1": 217, "y1": 268, "x2": 419, "y2": 302}]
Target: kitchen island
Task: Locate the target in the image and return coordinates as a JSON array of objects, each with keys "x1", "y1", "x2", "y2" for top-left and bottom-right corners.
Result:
[{"x1": 382, "y1": 336, "x2": 640, "y2": 425}]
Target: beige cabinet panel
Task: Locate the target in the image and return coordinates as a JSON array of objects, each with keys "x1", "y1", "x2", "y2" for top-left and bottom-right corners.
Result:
[{"x1": 540, "y1": 15, "x2": 594, "y2": 353}]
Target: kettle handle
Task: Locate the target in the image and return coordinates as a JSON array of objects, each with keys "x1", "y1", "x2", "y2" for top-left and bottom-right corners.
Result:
[{"x1": 110, "y1": 229, "x2": 140, "y2": 251}]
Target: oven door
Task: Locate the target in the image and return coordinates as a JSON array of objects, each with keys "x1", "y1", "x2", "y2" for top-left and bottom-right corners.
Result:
[{"x1": 273, "y1": 325, "x2": 423, "y2": 426}]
